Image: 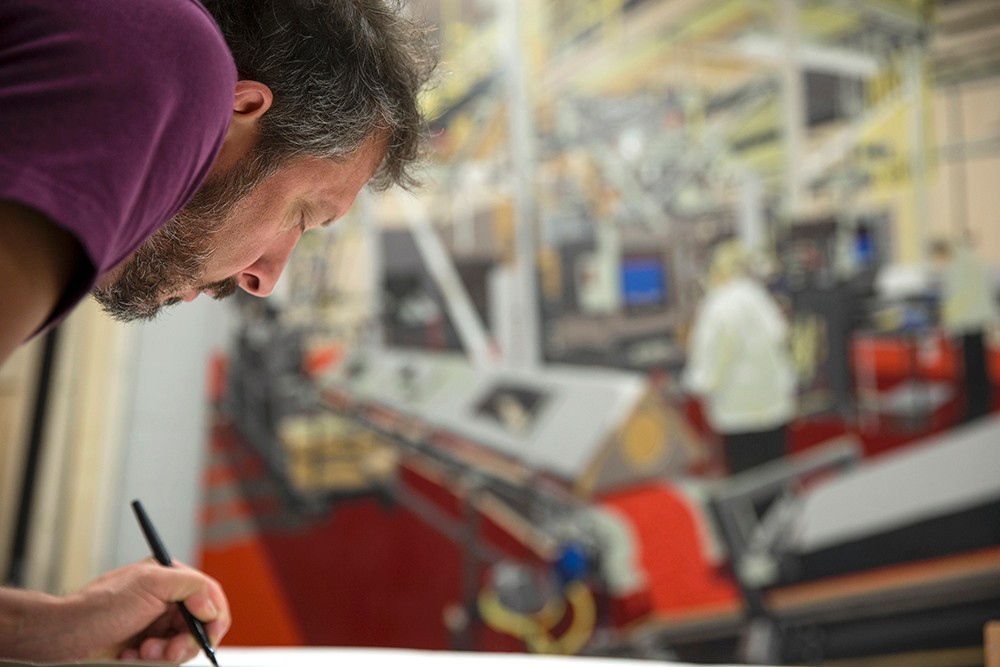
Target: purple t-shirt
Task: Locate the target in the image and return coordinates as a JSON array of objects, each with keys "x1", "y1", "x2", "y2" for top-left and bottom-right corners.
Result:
[{"x1": 0, "y1": 0, "x2": 237, "y2": 324}]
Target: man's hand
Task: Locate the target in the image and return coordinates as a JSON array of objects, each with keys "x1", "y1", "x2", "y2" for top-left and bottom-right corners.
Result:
[{"x1": 0, "y1": 560, "x2": 231, "y2": 663}]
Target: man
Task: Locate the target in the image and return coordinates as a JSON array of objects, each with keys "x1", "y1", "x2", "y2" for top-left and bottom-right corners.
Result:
[
  {"x1": 0, "y1": 0, "x2": 431, "y2": 661},
  {"x1": 930, "y1": 238, "x2": 997, "y2": 423},
  {"x1": 684, "y1": 240, "x2": 797, "y2": 474}
]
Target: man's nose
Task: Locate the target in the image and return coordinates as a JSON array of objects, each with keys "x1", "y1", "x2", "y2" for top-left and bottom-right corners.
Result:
[{"x1": 237, "y1": 237, "x2": 298, "y2": 297}]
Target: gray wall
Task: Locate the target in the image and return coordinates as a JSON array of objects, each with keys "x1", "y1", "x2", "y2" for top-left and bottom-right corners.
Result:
[{"x1": 105, "y1": 298, "x2": 231, "y2": 570}]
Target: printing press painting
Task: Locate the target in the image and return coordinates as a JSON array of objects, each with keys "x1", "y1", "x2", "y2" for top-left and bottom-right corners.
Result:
[{"x1": 194, "y1": 0, "x2": 1000, "y2": 665}]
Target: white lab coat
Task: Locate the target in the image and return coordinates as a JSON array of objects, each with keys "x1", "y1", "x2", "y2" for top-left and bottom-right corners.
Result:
[{"x1": 684, "y1": 277, "x2": 796, "y2": 433}]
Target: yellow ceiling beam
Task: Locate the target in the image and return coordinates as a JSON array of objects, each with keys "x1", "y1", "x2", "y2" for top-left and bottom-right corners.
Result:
[{"x1": 799, "y1": 3, "x2": 861, "y2": 40}]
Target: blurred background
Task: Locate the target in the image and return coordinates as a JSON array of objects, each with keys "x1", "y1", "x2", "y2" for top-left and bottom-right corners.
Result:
[{"x1": 2, "y1": 0, "x2": 999, "y2": 664}]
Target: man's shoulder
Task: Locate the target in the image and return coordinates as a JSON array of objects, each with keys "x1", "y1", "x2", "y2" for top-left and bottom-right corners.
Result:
[
  {"x1": 699, "y1": 280, "x2": 759, "y2": 324},
  {"x1": 0, "y1": 0, "x2": 236, "y2": 292},
  {"x1": 704, "y1": 281, "x2": 745, "y2": 310},
  {"x1": 4, "y1": 0, "x2": 236, "y2": 117},
  {"x1": 93, "y1": 0, "x2": 235, "y2": 98}
]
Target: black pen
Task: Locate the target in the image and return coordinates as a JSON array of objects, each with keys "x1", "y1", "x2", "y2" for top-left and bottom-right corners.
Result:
[{"x1": 131, "y1": 499, "x2": 220, "y2": 667}]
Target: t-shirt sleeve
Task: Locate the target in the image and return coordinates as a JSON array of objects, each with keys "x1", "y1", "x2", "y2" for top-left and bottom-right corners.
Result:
[{"x1": 0, "y1": 0, "x2": 236, "y2": 326}]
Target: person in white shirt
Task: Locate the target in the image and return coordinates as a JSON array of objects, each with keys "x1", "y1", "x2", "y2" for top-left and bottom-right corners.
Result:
[
  {"x1": 684, "y1": 240, "x2": 797, "y2": 474},
  {"x1": 930, "y1": 238, "x2": 997, "y2": 422}
]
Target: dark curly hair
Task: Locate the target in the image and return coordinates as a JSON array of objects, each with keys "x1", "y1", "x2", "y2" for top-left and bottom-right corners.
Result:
[{"x1": 202, "y1": 0, "x2": 435, "y2": 190}]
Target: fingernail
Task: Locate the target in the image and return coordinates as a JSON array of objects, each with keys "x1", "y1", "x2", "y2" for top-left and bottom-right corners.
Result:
[{"x1": 205, "y1": 600, "x2": 217, "y2": 617}]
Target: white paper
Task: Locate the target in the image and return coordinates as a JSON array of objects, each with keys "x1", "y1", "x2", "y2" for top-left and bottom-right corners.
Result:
[{"x1": 188, "y1": 647, "x2": 753, "y2": 667}]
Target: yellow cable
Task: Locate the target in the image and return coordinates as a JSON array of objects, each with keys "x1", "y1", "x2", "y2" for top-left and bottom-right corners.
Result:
[{"x1": 478, "y1": 581, "x2": 596, "y2": 655}]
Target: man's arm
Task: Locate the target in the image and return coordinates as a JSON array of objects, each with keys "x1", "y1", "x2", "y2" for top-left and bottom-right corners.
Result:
[{"x1": 0, "y1": 200, "x2": 86, "y2": 367}]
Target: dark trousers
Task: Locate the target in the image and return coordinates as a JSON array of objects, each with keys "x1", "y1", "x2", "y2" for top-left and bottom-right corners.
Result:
[
  {"x1": 723, "y1": 424, "x2": 788, "y2": 475},
  {"x1": 961, "y1": 331, "x2": 992, "y2": 422}
]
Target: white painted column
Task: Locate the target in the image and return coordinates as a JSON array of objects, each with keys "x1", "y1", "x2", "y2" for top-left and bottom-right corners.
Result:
[
  {"x1": 779, "y1": 0, "x2": 806, "y2": 220},
  {"x1": 499, "y1": 0, "x2": 542, "y2": 369}
]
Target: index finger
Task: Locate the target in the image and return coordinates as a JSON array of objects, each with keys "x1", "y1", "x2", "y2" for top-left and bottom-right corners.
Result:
[
  {"x1": 140, "y1": 560, "x2": 232, "y2": 646},
  {"x1": 173, "y1": 561, "x2": 231, "y2": 646}
]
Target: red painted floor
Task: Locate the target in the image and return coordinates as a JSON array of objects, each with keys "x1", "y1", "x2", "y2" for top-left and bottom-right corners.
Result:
[
  {"x1": 199, "y1": 421, "x2": 523, "y2": 649},
  {"x1": 198, "y1": 359, "x2": 998, "y2": 649}
]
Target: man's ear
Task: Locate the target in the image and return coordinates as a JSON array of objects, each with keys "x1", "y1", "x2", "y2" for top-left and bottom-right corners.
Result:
[
  {"x1": 208, "y1": 80, "x2": 273, "y2": 178},
  {"x1": 232, "y1": 80, "x2": 273, "y2": 123}
]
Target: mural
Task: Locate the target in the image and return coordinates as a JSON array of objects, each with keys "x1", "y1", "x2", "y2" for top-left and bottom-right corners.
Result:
[{"x1": 199, "y1": 1, "x2": 1000, "y2": 664}]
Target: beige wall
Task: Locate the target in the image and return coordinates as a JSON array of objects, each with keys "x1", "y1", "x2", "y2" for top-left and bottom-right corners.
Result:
[
  {"x1": 929, "y1": 76, "x2": 1000, "y2": 262},
  {"x1": 0, "y1": 340, "x2": 41, "y2": 579}
]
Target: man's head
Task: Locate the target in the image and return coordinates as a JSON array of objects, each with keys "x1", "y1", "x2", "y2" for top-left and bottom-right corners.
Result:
[
  {"x1": 93, "y1": 0, "x2": 433, "y2": 321},
  {"x1": 205, "y1": 0, "x2": 433, "y2": 190},
  {"x1": 929, "y1": 238, "x2": 953, "y2": 268},
  {"x1": 708, "y1": 238, "x2": 750, "y2": 288}
]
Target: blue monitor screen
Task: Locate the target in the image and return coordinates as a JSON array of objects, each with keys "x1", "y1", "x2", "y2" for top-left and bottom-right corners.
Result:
[
  {"x1": 621, "y1": 256, "x2": 667, "y2": 308},
  {"x1": 855, "y1": 225, "x2": 875, "y2": 268}
]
